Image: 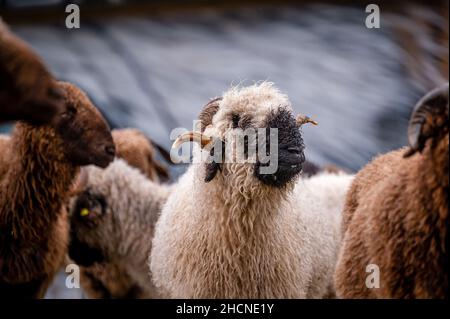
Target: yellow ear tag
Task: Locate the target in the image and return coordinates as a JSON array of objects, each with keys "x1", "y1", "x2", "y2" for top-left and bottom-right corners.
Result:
[{"x1": 80, "y1": 208, "x2": 90, "y2": 217}]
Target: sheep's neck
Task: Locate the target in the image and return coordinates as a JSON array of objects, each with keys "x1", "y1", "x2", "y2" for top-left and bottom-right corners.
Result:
[
  {"x1": 416, "y1": 137, "x2": 448, "y2": 214},
  {"x1": 410, "y1": 137, "x2": 449, "y2": 265},
  {"x1": 121, "y1": 183, "x2": 171, "y2": 284},
  {"x1": 199, "y1": 171, "x2": 289, "y2": 248},
  {"x1": 0, "y1": 123, "x2": 77, "y2": 241}
]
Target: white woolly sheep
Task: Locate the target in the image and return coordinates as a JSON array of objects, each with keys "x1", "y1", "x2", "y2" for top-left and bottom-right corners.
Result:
[
  {"x1": 150, "y1": 82, "x2": 354, "y2": 298},
  {"x1": 68, "y1": 159, "x2": 171, "y2": 298},
  {"x1": 70, "y1": 128, "x2": 171, "y2": 299}
]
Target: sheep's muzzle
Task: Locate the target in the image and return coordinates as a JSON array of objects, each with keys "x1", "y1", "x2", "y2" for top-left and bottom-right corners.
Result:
[{"x1": 255, "y1": 109, "x2": 306, "y2": 187}]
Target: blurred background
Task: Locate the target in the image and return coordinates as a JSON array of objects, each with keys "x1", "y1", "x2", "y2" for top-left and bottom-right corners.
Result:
[{"x1": 0, "y1": 0, "x2": 448, "y2": 298}]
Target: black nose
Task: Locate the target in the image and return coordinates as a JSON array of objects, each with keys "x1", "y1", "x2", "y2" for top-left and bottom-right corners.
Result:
[
  {"x1": 280, "y1": 145, "x2": 305, "y2": 165},
  {"x1": 104, "y1": 144, "x2": 116, "y2": 157},
  {"x1": 286, "y1": 146, "x2": 302, "y2": 155}
]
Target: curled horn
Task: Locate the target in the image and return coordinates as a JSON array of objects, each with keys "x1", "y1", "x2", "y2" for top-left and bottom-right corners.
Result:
[
  {"x1": 198, "y1": 97, "x2": 224, "y2": 182},
  {"x1": 172, "y1": 97, "x2": 222, "y2": 150},
  {"x1": 405, "y1": 82, "x2": 449, "y2": 157},
  {"x1": 296, "y1": 114, "x2": 318, "y2": 127},
  {"x1": 199, "y1": 97, "x2": 222, "y2": 132},
  {"x1": 172, "y1": 131, "x2": 214, "y2": 150}
]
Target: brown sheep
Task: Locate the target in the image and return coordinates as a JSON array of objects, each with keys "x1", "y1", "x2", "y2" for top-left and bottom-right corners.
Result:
[
  {"x1": 0, "y1": 19, "x2": 64, "y2": 125},
  {"x1": 75, "y1": 128, "x2": 170, "y2": 299},
  {"x1": 112, "y1": 128, "x2": 170, "y2": 183},
  {"x1": 0, "y1": 81, "x2": 115, "y2": 298},
  {"x1": 335, "y1": 83, "x2": 449, "y2": 299}
]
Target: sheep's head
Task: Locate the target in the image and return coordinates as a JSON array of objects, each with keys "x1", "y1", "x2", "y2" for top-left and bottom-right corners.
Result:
[
  {"x1": 68, "y1": 183, "x2": 109, "y2": 266},
  {"x1": 0, "y1": 20, "x2": 64, "y2": 125},
  {"x1": 405, "y1": 82, "x2": 449, "y2": 158},
  {"x1": 68, "y1": 132, "x2": 170, "y2": 267},
  {"x1": 54, "y1": 82, "x2": 115, "y2": 168},
  {"x1": 68, "y1": 165, "x2": 120, "y2": 266},
  {"x1": 174, "y1": 83, "x2": 316, "y2": 190},
  {"x1": 68, "y1": 161, "x2": 154, "y2": 267}
]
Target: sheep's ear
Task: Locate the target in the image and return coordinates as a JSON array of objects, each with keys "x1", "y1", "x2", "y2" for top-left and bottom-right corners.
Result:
[
  {"x1": 205, "y1": 162, "x2": 221, "y2": 182},
  {"x1": 405, "y1": 83, "x2": 449, "y2": 157},
  {"x1": 199, "y1": 97, "x2": 222, "y2": 132},
  {"x1": 204, "y1": 140, "x2": 225, "y2": 182},
  {"x1": 199, "y1": 97, "x2": 223, "y2": 182}
]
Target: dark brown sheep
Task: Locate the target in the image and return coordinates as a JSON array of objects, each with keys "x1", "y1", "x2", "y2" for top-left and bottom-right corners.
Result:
[
  {"x1": 335, "y1": 83, "x2": 449, "y2": 299},
  {"x1": 0, "y1": 81, "x2": 115, "y2": 298},
  {"x1": 71, "y1": 128, "x2": 170, "y2": 299},
  {"x1": 0, "y1": 20, "x2": 64, "y2": 125}
]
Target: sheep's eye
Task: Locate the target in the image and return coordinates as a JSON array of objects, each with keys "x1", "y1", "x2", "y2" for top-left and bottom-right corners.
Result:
[
  {"x1": 232, "y1": 114, "x2": 240, "y2": 128},
  {"x1": 80, "y1": 208, "x2": 90, "y2": 217},
  {"x1": 62, "y1": 105, "x2": 77, "y2": 118},
  {"x1": 68, "y1": 105, "x2": 77, "y2": 114}
]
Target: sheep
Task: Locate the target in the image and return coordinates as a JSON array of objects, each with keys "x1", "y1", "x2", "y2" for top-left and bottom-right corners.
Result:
[
  {"x1": 301, "y1": 160, "x2": 349, "y2": 178},
  {"x1": 72, "y1": 128, "x2": 171, "y2": 299},
  {"x1": 0, "y1": 19, "x2": 64, "y2": 125},
  {"x1": 150, "y1": 82, "x2": 354, "y2": 298},
  {"x1": 68, "y1": 159, "x2": 171, "y2": 298},
  {"x1": 334, "y1": 83, "x2": 449, "y2": 299},
  {"x1": 112, "y1": 128, "x2": 170, "y2": 183},
  {"x1": 0, "y1": 81, "x2": 115, "y2": 298},
  {"x1": 0, "y1": 128, "x2": 169, "y2": 297}
]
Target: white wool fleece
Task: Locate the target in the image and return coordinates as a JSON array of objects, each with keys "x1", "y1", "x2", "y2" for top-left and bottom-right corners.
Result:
[
  {"x1": 150, "y1": 82, "x2": 354, "y2": 299},
  {"x1": 151, "y1": 164, "x2": 353, "y2": 298},
  {"x1": 71, "y1": 159, "x2": 171, "y2": 295}
]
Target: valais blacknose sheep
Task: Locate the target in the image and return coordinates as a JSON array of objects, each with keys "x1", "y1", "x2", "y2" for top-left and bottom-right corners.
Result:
[
  {"x1": 335, "y1": 83, "x2": 449, "y2": 299},
  {"x1": 150, "y1": 82, "x2": 353, "y2": 298},
  {"x1": 68, "y1": 159, "x2": 171, "y2": 298},
  {"x1": 69, "y1": 129, "x2": 170, "y2": 298}
]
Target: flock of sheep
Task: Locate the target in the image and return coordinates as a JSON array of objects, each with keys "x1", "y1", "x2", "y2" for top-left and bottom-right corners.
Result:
[{"x1": 0, "y1": 19, "x2": 448, "y2": 299}]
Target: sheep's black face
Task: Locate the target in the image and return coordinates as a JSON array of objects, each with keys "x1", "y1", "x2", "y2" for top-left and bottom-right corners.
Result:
[
  {"x1": 69, "y1": 190, "x2": 107, "y2": 267},
  {"x1": 55, "y1": 82, "x2": 115, "y2": 169},
  {"x1": 254, "y1": 109, "x2": 305, "y2": 187}
]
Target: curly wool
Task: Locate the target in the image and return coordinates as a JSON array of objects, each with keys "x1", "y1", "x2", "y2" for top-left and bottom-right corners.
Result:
[
  {"x1": 150, "y1": 83, "x2": 354, "y2": 298},
  {"x1": 77, "y1": 128, "x2": 170, "y2": 299},
  {"x1": 69, "y1": 159, "x2": 171, "y2": 297},
  {"x1": 0, "y1": 82, "x2": 113, "y2": 298},
  {"x1": 335, "y1": 85, "x2": 449, "y2": 298}
]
